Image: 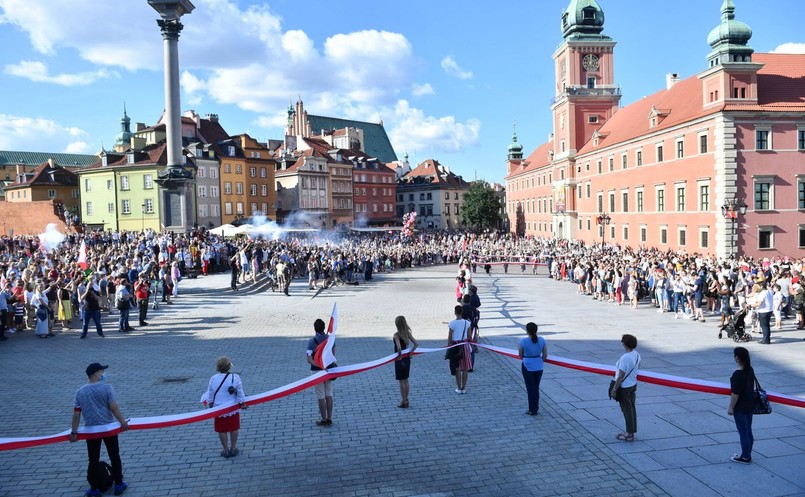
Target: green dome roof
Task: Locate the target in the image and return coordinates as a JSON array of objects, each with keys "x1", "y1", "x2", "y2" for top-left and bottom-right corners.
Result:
[
  {"x1": 707, "y1": 0, "x2": 752, "y2": 48},
  {"x1": 562, "y1": 0, "x2": 606, "y2": 40},
  {"x1": 114, "y1": 104, "x2": 133, "y2": 148}
]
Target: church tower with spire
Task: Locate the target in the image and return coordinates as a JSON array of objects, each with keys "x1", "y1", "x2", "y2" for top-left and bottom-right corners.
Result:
[{"x1": 113, "y1": 104, "x2": 134, "y2": 153}]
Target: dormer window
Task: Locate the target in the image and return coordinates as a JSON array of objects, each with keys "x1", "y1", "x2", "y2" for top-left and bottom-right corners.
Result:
[
  {"x1": 126, "y1": 153, "x2": 135, "y2": 164},
  {"x1": 582, "y1": 8, "x2": 595, "y2": 20}
]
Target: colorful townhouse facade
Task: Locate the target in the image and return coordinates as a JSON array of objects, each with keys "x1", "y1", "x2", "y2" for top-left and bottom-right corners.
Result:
[
  {"x1": 217, "y1": 134, "x2": 276, "y2": 224},
  {"x1": 505, "y1": 0, "x2": 805, "y2": 258},
  {"x1": 396, "y1": 159, "x2": 469, "y2": 230}
]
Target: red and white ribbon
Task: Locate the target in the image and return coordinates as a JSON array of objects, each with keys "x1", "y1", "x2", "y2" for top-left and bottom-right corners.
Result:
[{"x1": 1, "y1": 343, "x2": 802, "y2": 451}]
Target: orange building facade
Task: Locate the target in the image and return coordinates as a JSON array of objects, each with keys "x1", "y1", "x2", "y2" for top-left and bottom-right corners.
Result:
[{"x1": 506, "y1": 0, "x2": 805, "y2": 259}]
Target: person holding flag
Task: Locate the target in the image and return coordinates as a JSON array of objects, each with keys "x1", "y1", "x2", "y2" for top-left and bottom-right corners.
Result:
[{"x1": 306, "y1": 304, "x2": 338, "y2": 427}]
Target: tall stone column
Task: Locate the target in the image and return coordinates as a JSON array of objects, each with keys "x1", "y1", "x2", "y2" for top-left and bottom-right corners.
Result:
[{"x1": 148, "y1": 0, "x2": 196, "y2": 231}]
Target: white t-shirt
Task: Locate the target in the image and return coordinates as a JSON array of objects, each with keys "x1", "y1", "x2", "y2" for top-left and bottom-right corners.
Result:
[
  {"x1": 448, "y1": 318, "x2": 470, "y2": 342},
  {"x1": 756, "y1": 289, "x2": 773, "y2": 313},
  {"x1": 615, "y1": 350, "x2": 641, "y2": 388}
]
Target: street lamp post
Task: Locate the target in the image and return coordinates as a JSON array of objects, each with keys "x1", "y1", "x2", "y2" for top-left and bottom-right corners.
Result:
[
  {"x1": 721, "y1": 198, "x2": 748, "y2": 257},
  {"x1": 596, "y1": 212, "x2": 611, "y2": 247},
  {"x1": 141, "y1": 203, "x2": 147, "y2": 232}
]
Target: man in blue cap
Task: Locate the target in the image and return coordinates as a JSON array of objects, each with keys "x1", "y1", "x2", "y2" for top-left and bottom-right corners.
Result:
[{"x1": 69, "y1": 363, "x2": 129, "y2": 496}]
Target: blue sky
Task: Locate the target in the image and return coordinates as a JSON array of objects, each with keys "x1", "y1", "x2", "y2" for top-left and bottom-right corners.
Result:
[{"x1": 0, "y1": 0, "x2": 802, "y2": 184}]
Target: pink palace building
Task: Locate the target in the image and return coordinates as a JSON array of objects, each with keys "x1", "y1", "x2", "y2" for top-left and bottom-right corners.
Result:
[{"x1": 505, "y1": 0, "x2": 805, "y2": 259}]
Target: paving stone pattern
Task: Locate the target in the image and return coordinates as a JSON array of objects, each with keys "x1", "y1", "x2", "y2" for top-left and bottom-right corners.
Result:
[{"x1": 0, "y1": 264, "x2": 802, "y2": 497}]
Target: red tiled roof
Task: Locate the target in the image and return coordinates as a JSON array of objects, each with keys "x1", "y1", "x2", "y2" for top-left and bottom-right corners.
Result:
[
  {"x1": 0, "y1": 201, "x2": 66, "y2": 236},
  {"x1": 83, "y1": 144, "x2": 168, "y2": 170},
  {"x1": 506, "y1": 141, "x2": 554, "y2": 179},
  {"x1": 725, "y1": 53, "x2": 805, "y2": 111},
  {"x1": 577, "y1": 52, "x2": 805, "y2": 155},
  {"x1": 403, "y1": 159, "x2": 467, "y2": 185},
  {"x1": 199, "y1": 119, "x2": 230, "y2": 144},
  {"x1": 5, "y1": 161, "x2": 79, "y2": 188}
]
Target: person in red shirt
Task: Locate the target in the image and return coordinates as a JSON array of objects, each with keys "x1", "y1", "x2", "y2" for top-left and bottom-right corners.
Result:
[{"x1": 133, "y1": 275, "x2": 150, "y2": 327}]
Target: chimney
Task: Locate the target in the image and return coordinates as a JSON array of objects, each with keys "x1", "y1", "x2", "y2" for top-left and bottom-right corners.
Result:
[
  {"x1": 666, "y1": 73, "x2": 680, "y2": 90},
  {"x1": 206, "y1": 113, "x2": 219, "y2": 123},
  {"x1": 136, "y1": 122, "x2": 146, "y2": 132}
]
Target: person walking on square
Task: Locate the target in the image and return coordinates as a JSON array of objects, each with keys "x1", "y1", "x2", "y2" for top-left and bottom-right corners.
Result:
[
  {"x1": 751, "y1": 279, "x2": 773, "y2": 344},
  {"x1": 69, "y1": 363, "x2": 129, "y2": 497},
  {"x1": 447, "y1": 305, "x2": 472, "y2": 394},
  {"x1": 202, "y1": 356, "x2": 247, "y2": 458},
  {"x1": 393, "y1": 315, "x2": 419, "y2": 408},
  {"x1": 133, "y1": 275, "x2": 150, "y2": 327},
  {"x1": 728, "y1": 347, "x2": 755, "y2": 464},
  {"x1": 611, "y1": 334, "x2": 640, "y2": 442},
  {"x1": 307, "y1": 318, "x2": 336, "y2": 426},
  {"x1": 518, "y1": 322, "x2": 547, "y2": 415}
]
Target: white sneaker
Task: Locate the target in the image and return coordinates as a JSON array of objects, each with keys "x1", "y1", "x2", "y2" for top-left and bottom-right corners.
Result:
[
  {"x1": 455, "y1": 388, "x2": 462, "y2": 394},
  {"x1": 460, "y1": 389, "x2": 467, "y2": 394},
  {"x1": 674, "y1": 314, "x2": 680, "y2": 319}
]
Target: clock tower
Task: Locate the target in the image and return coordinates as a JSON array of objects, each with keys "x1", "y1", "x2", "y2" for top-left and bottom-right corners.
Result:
[{"x1": 549, "y1": 0, "x2": 621, "y2": 238}]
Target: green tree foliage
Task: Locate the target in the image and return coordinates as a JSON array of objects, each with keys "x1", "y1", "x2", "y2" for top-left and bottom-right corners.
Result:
[{"x1": 461, "y1": 181, "x2": 502, "y2": 229}]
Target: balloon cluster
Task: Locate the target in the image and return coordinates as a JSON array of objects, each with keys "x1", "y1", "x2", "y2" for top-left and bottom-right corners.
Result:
[{"x1": 401, "y1": 211, "x2": 417, "y2": 238}]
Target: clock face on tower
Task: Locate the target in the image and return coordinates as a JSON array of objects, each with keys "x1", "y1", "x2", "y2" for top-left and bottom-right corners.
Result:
[{"x1": 582, "y1": 54, "x2": 600, "y2": 72}]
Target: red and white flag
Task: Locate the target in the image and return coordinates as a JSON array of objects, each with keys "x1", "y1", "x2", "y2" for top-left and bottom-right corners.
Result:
[
  {"x1": 77, "y1": 240, "x2": 88, "y2": 270},
  {"x1": 313, "y1": 303, "x2": 338, "y2": 370}
]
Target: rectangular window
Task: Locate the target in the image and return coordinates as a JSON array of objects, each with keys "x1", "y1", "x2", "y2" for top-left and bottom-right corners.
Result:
[
  {"x1": 144, "y1": 198, "x2": 154, "y2": 213},
  {"x1": 657, "y1": 145, "x2": 664, "y2": 162},
  {"x1": 47, "y1": 189, "x2": 56, "y2": 198},
  {"x1": 676, "y1": 186, "x2": 686, "y2": 211},
  {"x1": 120, "y1": 176, "x2": 129, "y2": 191},
  {"x1": 73, "y1": 189, "x2": 80, "y2": 198},
  {"x1": 640, "y1": 226, "x2": 647, "y2": 243},
  {"x1": 621, "y1": 154, "x2": 627, "y2": 169},
  {"x1": 636, "y1": 190, "x2": 644, "y2": 212},
  {"x1": 260, "y1": 168, "x2": 267, "y2": 178},
  {"x1": 657, "y1": 188, "x2": 665, "y2": 212},
  {"x1": 106, "y1": 179, "x2": 113, "y2": 190},
  {"x1": 758, "y1": 227, "x2": 773, "y2": 249},
  {"x1": 445, "y1": 192, "x2": 450, "y2": 200},
  {"x1": 676, "y1": 139, "x2": 684, "y2": 159},
  {"x1": 86, "y1": 201, "x2": 93, "y2": 215},
  {"x1": 699, "y1": 185, "x2": 710, "y2": 211},
  {"x1": 754, "y1": 182, "x2": 771, "y2": 210},
  {"x1": 210, "y1": 186, "x2": 219, "y2": 198},
  {"x1": 85, "y1": 179, "x2": 92, "y2": 192},
  {"x1": 143, "y1": 174, "x2": 153, "y2": 189},
  {"x1": 107, "y1": 202, "x2": 114, "y2": 213},
  {"x1": 756, "y1": 130, "x2": 770, "y2": 150},
  {"x1": 197, "y1": 167, "x2": 206, "y2": 178},
  {"x1": 609, "y1": 192, "x2": 615, "y2": 212},
  {"x1": 636, "y1": 150, "x2": 642, "y2": 166},
  {"x1": 250, "y1": 203, "x2": 258, "y2": 214},
  {"x1": 198, "y1": 204, "x2": 208, "y2": 217},
  {"x1": 678, "y1": 228, "x2": 687, "y2": 246},
  {"x1": 249, "y1": 167, "x2": 256, "y2": 178},
  {"x1": 623, "y1": 226, "x2": 629, "y2": 240},
  {"x1": 235, "y1": 165, "x2": 242, "y2": 174},
  {"x1": 224, "y1": 164, "x2": 231, "y2": 173},
  {"x1": 586, "y1": 183, "x2": 591, "y2": 198},
  {"x1": 799, "y1": 130, "x2": 805, "y2": 150},
  {"x1": 428, "y1": 193, "x2": 433, "y2": 200},
  {"x1": 122, "y1": 199, "x2": 131, "y2": 215},
  {"x1": 198, "y1": 186, "x2": 207, "y2": 197},
  {"x1": 799, "y1": 180, "x2": 805, "y2": 209},
  {"x1": 597, "y1": 160, "x2": 602, "y2": 174},
  {"x1": 224, "y1": 182, "x2": 232, "y2": 195},
  {"x1": 660, "y1": 227, "x2": 668, "y2": 244},
  {"x1": 597, "y1": 193, "x2": 603, "y2": 213},
  {"x1": 622, "y1": 191, "x2": 629, "y2": 213},
  {"x1": 250, "y1": 184, "x2": 257, "y2": 196},
  {"x1": 236, "y1": 202, "x2": 244, "y2": 215},
  {"x1": 700, "y1": 229, "x2": 709, "y2": 249},
  {"x1": 225, "y1": 202, "x2": 233, "y2": 215},
  {"x1": 608, "y1": 157, "x2": 614, "y2": 172},
  {"x1": 210, "y1": 168, "x2": 218, "y2": 179},
  {"x1": 800, "y1": 227, "x2": 805, "y2": 248},
  {"x1": 699, "y1": 134, "x2": 708, "y2": 154},
  {"x1": 261, "y1": 185, "x2": 267, "y2": 196},
  {"x1": 236, "y1": 183, "x2": 244, "y2": 195},
  {"x1": 445, "y1": 205, "x2": 450, "y2": 215}
]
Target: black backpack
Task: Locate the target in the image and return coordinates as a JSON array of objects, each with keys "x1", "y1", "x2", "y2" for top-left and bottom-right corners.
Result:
[{"x1": 87, "y1": 461, "x2": 114, "y2": 492}]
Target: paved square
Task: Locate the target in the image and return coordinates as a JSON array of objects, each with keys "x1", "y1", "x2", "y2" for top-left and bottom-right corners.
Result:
[{"x1": 1, "y1": 265, "x2": 803, "y2": 496}]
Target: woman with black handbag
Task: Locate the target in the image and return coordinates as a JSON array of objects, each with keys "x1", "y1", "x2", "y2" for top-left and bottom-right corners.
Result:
[
  {"x1": 447, "y1": 305, "x2": 472, "y2": 394},
  {"x1": 610, "y1": 334, "x2": 640, "y2": 442},
  {"x1": 728, "y1": 347, "x2": 755, "y2": 464}
]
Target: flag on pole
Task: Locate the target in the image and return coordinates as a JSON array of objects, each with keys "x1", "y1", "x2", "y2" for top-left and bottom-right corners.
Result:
[
  {"x1": 77, "y1": 240, "x2": 88, "y2": 270},
  {"x1": 313, "y1": 303, "x2": 338, "y2": 370}
]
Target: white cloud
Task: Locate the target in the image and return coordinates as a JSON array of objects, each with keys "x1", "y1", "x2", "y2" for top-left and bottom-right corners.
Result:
[
  {"x1": 771, "y1": 42, "x2": 805, "y2": 54},
  {"x1": 180, "y1": 70, "x2": 205, "y2": 105},
  {"x1": 412, "y1": 83, "x2": 435, "y2": 97},
  {"x1": 0, "y1": 113, "x2": 90, "y2": 151},
  {"x1": 387, "y1": 100, "x2": 481, "y2": 154},
  {"x1": 440, "y1": 55, "x2": 473, "y2": 80},
  {"x1": 64, "y1": 141, "x2": 91, "y2": 154},
  {"x1": 4, "y1": 60, "x2": 116, "y2": 86}
]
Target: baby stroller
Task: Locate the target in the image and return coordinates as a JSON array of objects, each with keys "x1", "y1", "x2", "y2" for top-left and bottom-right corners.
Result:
[{"x1": 718, "y1": 306, "x2": 750, "y2": 342}]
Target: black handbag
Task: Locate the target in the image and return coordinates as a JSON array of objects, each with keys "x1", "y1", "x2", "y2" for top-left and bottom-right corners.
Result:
[{"x1": 752, "y1": 375, "x2": 772, "y2": 415}]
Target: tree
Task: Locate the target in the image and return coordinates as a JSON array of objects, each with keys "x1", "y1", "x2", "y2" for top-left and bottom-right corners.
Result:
[{"x1": 461, "y1": 181, "x2": 503, "y2": 229}]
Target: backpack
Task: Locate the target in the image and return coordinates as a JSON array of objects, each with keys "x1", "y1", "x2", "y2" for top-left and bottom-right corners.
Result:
[{"x1": 87, "y1": 461, "x2": 114, "y2": 492}]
